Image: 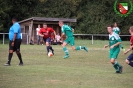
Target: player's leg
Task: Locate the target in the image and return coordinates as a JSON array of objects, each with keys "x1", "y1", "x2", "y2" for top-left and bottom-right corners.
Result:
[
  {"x1": 62, "y1": 41, "x2": 69, "y2": 59},
  {"x1": 46, "y1": 38, "x2": 54, "y2": 55},
  {"x1": 125, "y1": 54, "x2": 133, "y2": 67},
  {"x1": 70, "y1": 37, "x2": 88, "y2": 52},
  {"x1": 4, "y1": 41, "x2": 14, "y2": 66},
  {"x1": 15, "y1": 39, "x2": 23, "y2": 66},
  {"x1": 110, "y1": 49, "x2": 122, "y2": 73}
]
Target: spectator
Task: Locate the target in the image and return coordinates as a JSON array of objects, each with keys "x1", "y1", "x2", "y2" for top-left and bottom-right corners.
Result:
[{"x1": 36, "y1": 24, "x2": 41, "y2": 45}]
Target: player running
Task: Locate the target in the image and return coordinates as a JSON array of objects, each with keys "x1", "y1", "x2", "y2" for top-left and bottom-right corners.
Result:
[
  {"x1": 39, "y1": 23, "x2": 56, "y2": 55},
  {"x1": 58, "y1": 21, "x2": 88, "y2": 59},
  {"x1": 104, "y1": 25, "x2": 123, "y2": 73},
  {"x1": 124, "y1": 26, "x2": 133, "y2": 67},
  {"x1": 113, "y1": 22, "x2": 125, "y2": 51}
]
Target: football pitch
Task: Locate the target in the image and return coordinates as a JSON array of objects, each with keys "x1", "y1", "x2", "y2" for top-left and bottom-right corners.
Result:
[{"x1": 0, "y1": 40, "x2": 133, "y2": 88}]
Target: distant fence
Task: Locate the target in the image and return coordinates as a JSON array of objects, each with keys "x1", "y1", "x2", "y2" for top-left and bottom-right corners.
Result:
[
  {"x1": 0, "y1": 33, "x2": 28, "y2": 45},
  {"x1": 0, "y1": 33, "x2": 131, "y2": 45}
]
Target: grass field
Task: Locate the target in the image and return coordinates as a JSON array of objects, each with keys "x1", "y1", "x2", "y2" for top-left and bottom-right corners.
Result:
[{"x1": 0, "y1": 40, "x2": 133, "y2": 88}]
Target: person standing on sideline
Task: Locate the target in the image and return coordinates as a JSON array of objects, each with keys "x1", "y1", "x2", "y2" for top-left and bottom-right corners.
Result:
[
  {"x1": 113, "y1": 22, "x2": 125, "y2": 51},
  {"x1": 39, "y1": 23, "x2": 56, "y2": 55},
  {"x1": 56, "y1": 33, "x2": 61, "y2": 45},
  {"x1": 58, "y1": 21, "x2": 88, "y2": 59},
  {"x1": 104, "y1": 25, "x2": 123, "y2": 73},
  {"x1": 4, "y1": 17, "x2": 23, "y2": 66},
  {"x1": 36, "y1": 24, "x2": 41, "y2": 45},
  {"x1": 124, "y1": 26, "x2": 133, "y2": 67}
]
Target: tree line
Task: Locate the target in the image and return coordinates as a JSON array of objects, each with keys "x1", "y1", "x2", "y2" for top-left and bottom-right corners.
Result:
[{"x1": 0, "y1": 0, "x2": 133, "y2": 34}]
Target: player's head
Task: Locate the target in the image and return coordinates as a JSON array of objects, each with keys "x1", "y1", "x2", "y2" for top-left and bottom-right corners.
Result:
[
  {"x1": 12, "y1": 17, "x2": 17, "y2": 23},
  {"x1": 114, "y1": 22, "x2": 117, "y2": 27},
  {"x1": 107, "y1": 25, "x2": 113, "y2": 33},
  {"x1": 129, "y1": 26, "x2": 133, "y2": 34},
  {"x1": 58, "y1": 21, "x2": 64, "y2": 27},
  {"x1": 43, "y1": 23, "x2": 47, "y2": 29},
  {"x1": 38, "y1": 24, "x2": 40, "y2": 28}
]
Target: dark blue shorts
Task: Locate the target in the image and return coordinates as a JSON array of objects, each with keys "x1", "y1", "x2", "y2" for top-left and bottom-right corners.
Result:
[
  {"x1": 127, "y1": 53, "x2": 133, "y2": 61},
  {"x1": 43, "y1": 37, "x2": 51, "y2": 43}
]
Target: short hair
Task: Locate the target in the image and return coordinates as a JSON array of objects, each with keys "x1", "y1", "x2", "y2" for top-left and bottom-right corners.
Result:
[
  {"x1": 59, "y1": 21, "x2": 64, "y2": 24},
  {"x1": 43, "y1": 23, "x2": 47, "y2": 25},
  {"x1": 12, "y1": 17, "x2": 17, "y2": 21},
  {"x1": 107, "y1": 25, "x2": 113, "y2": 28},
  {"x1": 130, "y1": 26, "x2": 133, "y2": 32}
]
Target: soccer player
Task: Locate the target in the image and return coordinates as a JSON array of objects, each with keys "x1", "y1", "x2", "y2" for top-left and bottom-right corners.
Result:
[
  {"x1": 4, "y1": 17, "x2": 23, "y2": 66},
  {"x1": 113, "y1": 22, "x2": 125, "y2": 51},
  {"x1": 124, "y1": 26, "x2": 133, "y2": 67},
  {"x1": 104, "y1": 25, "x2": 123, "y2": 73},
  {"x1": 58, "y1": 21, "x2": 88, "y2": 59},
  {"x1": 39, "y1": 23, "x2": 56, "y2": 54}
]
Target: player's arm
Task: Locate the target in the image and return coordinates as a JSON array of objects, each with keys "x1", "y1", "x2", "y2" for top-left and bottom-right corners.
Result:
[
  {"x1": 104, "y1": 44, "x2": 109, "y2": 48},
  {"x1": 61, "y1": 33, "x2": 66, "y2": 41},
  {"x1": 110, "y1": 42, "x2": 121, "y2": 49},
  {"x1": 124, "y1": 46, "x2": 133, "y2": 55},
  {"x1": 53, "y1": 31, "x2": 56, "y2": 39},
  {"x1": 38, "y1": 29, "x2": 44, "y2": 37},
  {"x1": 110, "y1": 34, "x2": 121, "y2": 49}
]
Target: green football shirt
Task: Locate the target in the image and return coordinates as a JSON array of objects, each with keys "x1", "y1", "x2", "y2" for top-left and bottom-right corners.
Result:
[
  {"x1": 109, "y1": 32, "x2": 121, "y2": 49},
  {"x1": 113, "y1": 27, "x2": 120, "y2": 34},
  {"x1": 61, "y1": 24, "x2": 73, "y2": 37}
]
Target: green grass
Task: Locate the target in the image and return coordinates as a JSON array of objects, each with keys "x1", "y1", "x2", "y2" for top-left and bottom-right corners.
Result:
[{"x1": 0, "y1": 40, "x2": 133, "y2": 88}]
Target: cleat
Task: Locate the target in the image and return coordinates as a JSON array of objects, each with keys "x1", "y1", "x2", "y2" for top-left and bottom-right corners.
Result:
[
  {"x1": 84, "y1": 47, "x2": 88, "y2": 52},
  {"x1": 18, "y1": 63, "x2": 23, "y2": 66},
  {"x1": 4, "y1": 63, "x2": 10, "y2": 66},
  {"x1": 63, "y1": 55, "x2": 69, "y2": 59},
  {"x1": 115, "y1": 71, "x2": 120, "y2": 74},
  {"x1": 119, "y1": 66, "x2": 123, "y2": 74}
]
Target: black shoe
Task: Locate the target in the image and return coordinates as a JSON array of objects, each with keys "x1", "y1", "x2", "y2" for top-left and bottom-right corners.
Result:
[
  {"x1": 4, "y1": 63, "x2": 10, "y2": 66},
  {"x1": 115, "y1": 71, "x2": 120, "y2": 73},
  {"x1": 18, "y1": 63, "x2": 23, "y2": 66},
  {"x1": 119, "y1": 66, "x2": 123, "y2": 74}
]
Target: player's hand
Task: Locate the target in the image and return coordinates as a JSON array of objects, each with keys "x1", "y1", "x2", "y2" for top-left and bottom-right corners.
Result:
[
  {"x1": 11, "y1": 42, "x2": 14, "y2": 46},
  {"x1": 124, "y1": 51, "x2": 128, "y2": 55},
  {"x1": 104, "y1": 45, "x2": 108, "y2": 48},
  {"x1": 110, "y1": 45, "x2": 114, "y2": 49}
]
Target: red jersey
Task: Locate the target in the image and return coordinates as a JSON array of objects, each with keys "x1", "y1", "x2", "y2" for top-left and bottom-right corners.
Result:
[
  {"x1": 130, "y1": 36, "x2": 133, "y2": 46},
  {"x1": 39, "y1": 27, "x2": 54, "y2": 38}
]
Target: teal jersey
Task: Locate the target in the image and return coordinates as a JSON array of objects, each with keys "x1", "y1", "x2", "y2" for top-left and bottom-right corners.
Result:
[
  {"x1": 113, "y1": 27, "x2": 120, "y2": 34},
  {"x1": 109, "y1": 32, "x2": 121, "y2": 49},
  {"x1": 61, "y1": 24, "x2": 73, "y2": 37}
]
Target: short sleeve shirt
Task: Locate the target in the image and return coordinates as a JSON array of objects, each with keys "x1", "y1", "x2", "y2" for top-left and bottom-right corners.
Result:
[
  {"x1": 9, "y1": 22, "x2": 21, "y2": 41},
  {"x1": 39, "y1": 27, "x2": 54, "y2": 38},
  {"x1": 130, "y1": 36, "x2": 133, "y2": 46},
  {"x1": 113, "y1": 27, "x2": 120, "y2": 34},
  {"x1": 109, "y1": 32, "x2": 121, "y2": 49},
  {"x1": 61, "y1": 25, "x2": 73, "y2": 37}
]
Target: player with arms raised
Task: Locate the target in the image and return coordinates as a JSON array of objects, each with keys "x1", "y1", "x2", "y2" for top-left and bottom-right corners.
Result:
[
  {"x1": 104, "y1": 25, "x2": 123, "y2": 73},
  {"x1": 39, "y1": 23, "x2": 56, "y2": 55},
  {"x1": 124, "y1": 26, "x2": 133, "y2": 68},
  {"x1": 58, "y1": 21, "x2": 88, "y2": 59}
]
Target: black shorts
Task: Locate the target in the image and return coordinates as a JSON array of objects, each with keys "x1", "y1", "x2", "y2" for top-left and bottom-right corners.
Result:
[
  {"x1": 9, "y1": 39, "x2": 22, "y2": 52},
  {"x1": 127, "y1": 53, "x2": 133, "y2": 61}
]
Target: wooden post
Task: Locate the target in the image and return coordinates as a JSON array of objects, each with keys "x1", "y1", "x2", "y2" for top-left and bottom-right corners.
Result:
[{"x1": 28, "y1": 20, "x2": 33, "y2": 43}]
